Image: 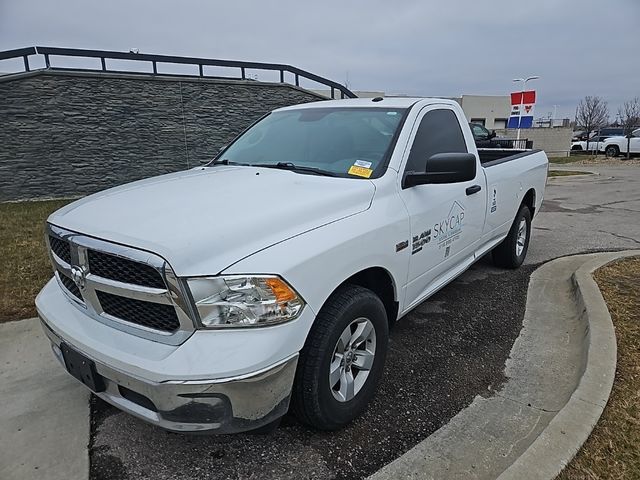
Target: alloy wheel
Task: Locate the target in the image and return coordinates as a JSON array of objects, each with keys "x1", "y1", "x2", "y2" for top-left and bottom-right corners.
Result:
[{"x1": 329, "y1": 317, "x2": 377, "y2": 402}]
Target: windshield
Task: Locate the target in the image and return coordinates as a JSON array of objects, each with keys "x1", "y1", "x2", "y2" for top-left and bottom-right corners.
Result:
[{"x1": 215, "y1": 107, "x2": 407, "y2": 178}]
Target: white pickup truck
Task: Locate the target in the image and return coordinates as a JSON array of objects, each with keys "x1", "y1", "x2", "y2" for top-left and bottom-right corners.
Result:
[{"x1": 36, "y1": 97, "x2": 548, "y2": 434}]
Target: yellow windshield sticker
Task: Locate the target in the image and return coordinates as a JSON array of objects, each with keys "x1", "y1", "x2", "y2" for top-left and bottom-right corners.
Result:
[{"x1": 348, "y1": 165, "x2": 373, "y2": 178}]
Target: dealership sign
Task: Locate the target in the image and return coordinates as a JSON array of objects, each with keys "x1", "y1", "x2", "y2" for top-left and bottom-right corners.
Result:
[{"x1": 507, "y1": 90, "x2": 536, "y2": 128}]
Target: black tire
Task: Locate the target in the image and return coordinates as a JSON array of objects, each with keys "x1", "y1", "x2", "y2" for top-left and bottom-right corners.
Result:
[
  {"x1": 571, "y1": 145, "x2": 582, "y2": 151},
  {"x1": 605, "y1": 145, "x2": 619, "y2": 158},
  {"x1": 291, "y1": 285, "x2": 388, "y2": 430},
  {"x1": 492, "y1": 205, "x2": 532, "y2": 269}
]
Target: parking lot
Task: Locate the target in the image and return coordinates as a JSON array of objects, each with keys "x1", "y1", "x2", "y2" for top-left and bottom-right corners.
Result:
[
  {"x1": 89, "y1": 165, "x2": 640, "y2": 480},
  {"x1": 91, "y1": 260, "x2": 535, "y2": 480}
]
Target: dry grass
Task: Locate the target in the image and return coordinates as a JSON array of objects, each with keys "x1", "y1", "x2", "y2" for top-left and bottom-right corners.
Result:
[
  {"x1": 548, "y1": 170, "x2": 593, "y2": 177},
  {"x1": 559, "y1": 257, "x2": 640, "y2": 480},
  {"x1": 550, "y1": 155, "x2": 640, "y2": 166},
  {"x1": 549, "y1": 156, "x2": 583, "y2": 164},
  {"x1": 0, "y1": 199, "x2": 71, "y2": 322}
]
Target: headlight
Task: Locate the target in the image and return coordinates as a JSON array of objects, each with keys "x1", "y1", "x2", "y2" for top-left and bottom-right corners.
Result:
[{"x1": 186, "y1": 275, "x2": 304, "y2": 328}]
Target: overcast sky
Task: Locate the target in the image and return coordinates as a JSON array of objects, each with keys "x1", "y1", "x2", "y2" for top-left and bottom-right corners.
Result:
[{"x1": 1, "y1": 0, "x2": 638, "y2": 119}]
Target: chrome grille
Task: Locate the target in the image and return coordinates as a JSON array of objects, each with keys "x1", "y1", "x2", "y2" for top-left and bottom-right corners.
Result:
[
  {"x1": 49, "y1": 235, "x2": 71, "y2": 264},
  {"x1": 59, "y1": 271, "x2": 82, "y2": 300},
  {"x1": 88, "y1": 250, "x2": 166, "y2": 289},
  {"x1": 46, "y1": 224, "x2": 194, "y2": 345},
  {"x1": 97, "y1": 291, "x2": 180, "y2": 332}
]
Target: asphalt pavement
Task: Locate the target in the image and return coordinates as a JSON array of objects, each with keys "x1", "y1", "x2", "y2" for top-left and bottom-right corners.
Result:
[
  {"x1": 91, "y1": 260, "x2": 536, "y2": 480},
  {"x1": 85, "y1": 164, "x2": 639, "y2": 480},
  {"x1": 528, "y1": 164, "x2": 640, "y2": 263}
]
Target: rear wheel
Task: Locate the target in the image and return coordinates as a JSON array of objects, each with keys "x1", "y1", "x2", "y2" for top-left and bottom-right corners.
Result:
[
  {"x1": 292, "y1": 285, "x2": 388, "y2": 430},
  {"x1": 492, "y1": 205, "x2": 531, "y2": 269},
  {"x1": 605, "y1": 145, "x2": 619, "y2": 158}
]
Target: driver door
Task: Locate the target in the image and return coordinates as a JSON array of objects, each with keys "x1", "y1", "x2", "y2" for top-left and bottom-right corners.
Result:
[{"x1": 399, "y1": 106, "x2": 486, "y2": 310}]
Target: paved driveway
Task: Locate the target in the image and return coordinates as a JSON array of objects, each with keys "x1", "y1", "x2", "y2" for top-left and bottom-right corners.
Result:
[
  {"x1": 528, "y1": 165, "x2": 640, "y2": 263},
  {"x1": 91, "y1": 165, "x2": 639, "y2": 480}
]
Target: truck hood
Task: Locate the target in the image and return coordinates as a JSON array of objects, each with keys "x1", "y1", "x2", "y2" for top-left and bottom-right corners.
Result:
[{"x1": 49, "y1": 166, "x2": 375, "y2": 276}]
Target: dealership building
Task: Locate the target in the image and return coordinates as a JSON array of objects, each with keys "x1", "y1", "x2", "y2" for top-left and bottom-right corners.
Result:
[{"x1": 452, "y1": 95, "x2": 511, "y2": 129}]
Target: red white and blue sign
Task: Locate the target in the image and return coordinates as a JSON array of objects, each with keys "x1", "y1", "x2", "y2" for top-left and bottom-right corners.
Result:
[{"x1": 508, "y1": 90, "x2": 536, "y2": 129}]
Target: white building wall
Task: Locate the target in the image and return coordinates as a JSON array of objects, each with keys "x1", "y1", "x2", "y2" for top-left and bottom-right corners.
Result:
[{"x1": 455, "y1": 95, "x2": 511, "y2": 129}]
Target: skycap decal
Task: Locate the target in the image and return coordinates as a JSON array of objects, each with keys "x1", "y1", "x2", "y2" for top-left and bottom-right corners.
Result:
[{"x1": 434, "y1": 201, "x2": 465, "y2": 255}]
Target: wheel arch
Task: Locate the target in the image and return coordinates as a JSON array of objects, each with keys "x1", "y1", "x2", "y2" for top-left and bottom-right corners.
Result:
[
  {"x1": 328, "y1": 266, "x2": 399, "y2": 327},
  {"x1": 522, "y1": 188, "x2": 536, "y2": 217}
]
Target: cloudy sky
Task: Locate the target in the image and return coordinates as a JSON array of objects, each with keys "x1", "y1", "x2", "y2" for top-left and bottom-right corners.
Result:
[{"x1": 1, "y1": 0, "x2": 638, "y2": 119}]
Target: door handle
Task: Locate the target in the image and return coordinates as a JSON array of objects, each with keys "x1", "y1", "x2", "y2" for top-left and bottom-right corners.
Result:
[{"x1": 466, "y1": 185, "x2": 482, "y2": 195}]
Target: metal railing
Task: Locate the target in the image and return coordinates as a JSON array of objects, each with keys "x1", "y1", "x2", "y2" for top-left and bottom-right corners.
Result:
[
  {"x1": 493, "y1": 138, "x2": 533, "y2": 150},
  {"x1": 475, "y1": 138, "x2": 533, "y2": 150},
  {"x1": 0, "y1": 46, "x2": 356, "y2": 99}
]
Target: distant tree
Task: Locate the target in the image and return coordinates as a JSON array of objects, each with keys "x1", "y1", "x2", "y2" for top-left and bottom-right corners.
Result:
[
  {"x1": 576, "y1": 96, "x2": 609, "y2": 152},
  {"x1": 617, "y1": 97, "x2": 640, "y2": 159}
]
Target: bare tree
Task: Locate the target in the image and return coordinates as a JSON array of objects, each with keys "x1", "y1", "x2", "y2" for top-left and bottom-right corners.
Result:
[
  {"x1": 576, "y1": 96, "x2": 609, "y2": 153},
  {"x1": 618, "y1": 97, "x2": 640, "y2": 159}
]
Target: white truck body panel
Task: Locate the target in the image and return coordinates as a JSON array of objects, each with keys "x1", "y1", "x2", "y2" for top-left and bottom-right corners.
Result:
[{"x1": 49, "y1": 166, "x2": 375, "y2": 277}]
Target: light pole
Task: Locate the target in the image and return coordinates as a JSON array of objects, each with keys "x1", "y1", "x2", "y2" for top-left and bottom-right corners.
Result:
[{"x1": 512, "y1": 76, "x2": 539, "y2": 140}]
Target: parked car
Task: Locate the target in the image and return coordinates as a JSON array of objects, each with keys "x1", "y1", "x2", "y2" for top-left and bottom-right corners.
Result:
[
  {"x1": 469, "y1": 122, "x2": 498, "y2": 147},
  {"x1": 571, "y1": 136, "x2": 607, "y2": 152},
  {"x1": 597, "y1": 127, "x2": 625, "y2": 139},
  {"x1": 571, "y1": 130, "x2": 586, "y2": 142},
  {"x1": 36, "y1": 97, "x2": 548, "y2": 434},
  {"x1": 470, "y1": 123, "x2": 531, "y2": 150},
  {"x1": 572, "y1": 127, "x2": 624, "y2": 142},
  {"x1": 602, "y1": 128, "x2": 640, "y2": 157}
]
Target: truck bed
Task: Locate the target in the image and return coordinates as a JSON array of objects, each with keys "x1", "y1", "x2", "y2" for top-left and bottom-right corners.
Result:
[{"x1": 478, "y1": 148, "x2": 542, "y2": 166}]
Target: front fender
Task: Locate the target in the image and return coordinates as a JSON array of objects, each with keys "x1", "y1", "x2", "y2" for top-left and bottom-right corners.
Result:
[{"x1": 221, "y1": 190, "x2": 411, "y2": 319}]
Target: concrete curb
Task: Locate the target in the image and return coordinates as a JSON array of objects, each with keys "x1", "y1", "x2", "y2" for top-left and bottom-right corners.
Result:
[
  {"x1": 498, "y1": 249, "x2": 640, "y2": 479},
  {"x1": 370, "y1": 251, "x2": 639, "y2": 480}
]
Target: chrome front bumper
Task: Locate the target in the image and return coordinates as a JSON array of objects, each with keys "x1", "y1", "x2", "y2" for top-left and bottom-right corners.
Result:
[{"x1": 40, "y1": 317, "x2": 298, "y2": 433}]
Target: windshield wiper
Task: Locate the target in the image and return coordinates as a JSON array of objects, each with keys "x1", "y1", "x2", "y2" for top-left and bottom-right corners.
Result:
[
  {"x1": 207, "y1": 158, "x2": 250, "y2": 166},
  {"x1": 252, "y1": 162, "x2": 337, "y2": 177}
]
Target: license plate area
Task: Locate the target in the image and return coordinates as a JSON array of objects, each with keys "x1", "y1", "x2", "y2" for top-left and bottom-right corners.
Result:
[{"x1": 60, "y1": 343, "x2": 106, "y2": 393}]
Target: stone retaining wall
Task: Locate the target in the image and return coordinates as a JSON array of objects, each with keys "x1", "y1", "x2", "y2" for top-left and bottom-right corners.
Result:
[{"x1": 0, "y1": 70, "x2": 322, "y2": 201}]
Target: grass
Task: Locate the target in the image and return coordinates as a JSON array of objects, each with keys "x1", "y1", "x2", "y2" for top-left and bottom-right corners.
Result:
[
  {"x1": 559, "y1": 257, "x2": 640, "y2": 479},
  {"x1": 548, "y1": 170, "x2": 592, "y2": 177},
  {"x1": 0, "y1": 199, "x2": 71, "y2": 322}
]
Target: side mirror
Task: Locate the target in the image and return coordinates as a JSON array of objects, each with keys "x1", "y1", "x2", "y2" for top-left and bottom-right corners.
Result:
[
  {"x1": 489, "y1": 130, "x2": 497, "y2": 139},
  {"x1": 403, "y1": 153, "x2": 477, "y2": 188}
]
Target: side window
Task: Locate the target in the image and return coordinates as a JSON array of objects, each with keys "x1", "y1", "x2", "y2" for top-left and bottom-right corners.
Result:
[{"x1": 405, "y1": 109, "x2": 468, "y2": 173}]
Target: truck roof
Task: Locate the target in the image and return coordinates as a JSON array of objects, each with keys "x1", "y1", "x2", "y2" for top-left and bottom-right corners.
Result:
[{"x1": 276, "y1": 97, "x2": 460, "y2": 111}]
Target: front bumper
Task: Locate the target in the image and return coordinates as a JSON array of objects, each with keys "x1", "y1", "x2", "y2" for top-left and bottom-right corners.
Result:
[{"x1": 41, "y1": 317, "x2": 297, "y2": 433}]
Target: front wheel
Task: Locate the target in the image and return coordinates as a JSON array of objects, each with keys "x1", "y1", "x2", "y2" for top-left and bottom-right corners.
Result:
[
  {"x1": 292, "y1": 285, "x2": 388, "y2": 430},
  {"x1": 605, "y1": 145, "x2": 619, "y2": 158},
  {"x1": 492, "y1": 205, "x2": 532, "y2": 268}
]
